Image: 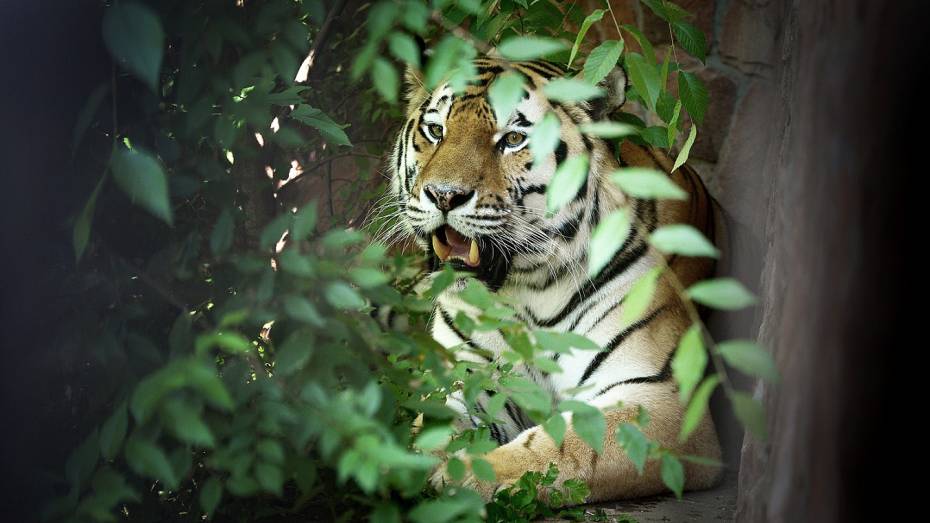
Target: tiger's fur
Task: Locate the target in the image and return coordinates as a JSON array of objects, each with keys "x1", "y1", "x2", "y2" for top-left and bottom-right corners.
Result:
[{"x1": 389, "y1": 57, "x2": 722, "y2": 502}]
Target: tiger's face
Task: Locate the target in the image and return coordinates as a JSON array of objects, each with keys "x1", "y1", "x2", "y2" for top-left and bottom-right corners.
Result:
[{"x1": 390, "y1": 58, "x2": 627, "y2": 289}]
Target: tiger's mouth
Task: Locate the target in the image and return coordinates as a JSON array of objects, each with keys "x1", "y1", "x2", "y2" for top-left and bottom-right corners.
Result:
[{"x1": 427, "y1": 225, "x2": 510, "y2": 289}]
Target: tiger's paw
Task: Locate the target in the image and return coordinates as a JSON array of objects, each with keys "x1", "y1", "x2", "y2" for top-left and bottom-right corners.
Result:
[{"x1": 429, "y1": 446, "x2": 531, "y2": 502}]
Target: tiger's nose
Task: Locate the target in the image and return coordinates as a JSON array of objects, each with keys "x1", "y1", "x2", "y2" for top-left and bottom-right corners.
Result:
[{"x1": 424, "y1": 184, "x2": 475, "y2": 212}]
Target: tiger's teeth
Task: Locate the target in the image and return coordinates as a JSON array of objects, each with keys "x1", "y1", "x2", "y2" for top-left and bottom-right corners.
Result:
[
  {"x1": 468, "y1": 239, "x2": 480, "y2": 266},
  {"x1": 432, "y1": 234, "x2": 451, "y2": 261}
]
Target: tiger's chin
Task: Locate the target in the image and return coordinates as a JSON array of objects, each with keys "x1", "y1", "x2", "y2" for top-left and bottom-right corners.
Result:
[{"x1": 425, "y1": 225, "x2": 511, "y2": 291}]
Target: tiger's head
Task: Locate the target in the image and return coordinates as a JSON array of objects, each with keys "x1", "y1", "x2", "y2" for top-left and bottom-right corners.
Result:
[{"x1": 389, "y1": 58, "x2": 629, "y2": 289}]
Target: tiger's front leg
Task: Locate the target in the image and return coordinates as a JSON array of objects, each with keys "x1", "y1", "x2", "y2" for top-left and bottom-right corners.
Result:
[{"x1": 443, "y1": 382, "x2": 722, "y2": 503}]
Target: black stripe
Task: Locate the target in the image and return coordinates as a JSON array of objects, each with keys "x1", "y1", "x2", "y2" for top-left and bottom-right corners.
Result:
[
  {"x1": 594, "y1": 348, "x2": 675, "y2": 397},
  {"x1": 577, "y1": 306, "x2": 667, "y2": 387}
]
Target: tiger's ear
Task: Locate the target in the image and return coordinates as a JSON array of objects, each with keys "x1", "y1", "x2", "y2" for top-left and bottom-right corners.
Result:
[{"x1": 589, "y1": 66, "x2": 628, "y2": 120}]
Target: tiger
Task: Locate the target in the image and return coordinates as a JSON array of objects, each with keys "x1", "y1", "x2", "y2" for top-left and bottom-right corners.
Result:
[{"x1": 388, "y1": 56, "x2": 723, "y2": 503}]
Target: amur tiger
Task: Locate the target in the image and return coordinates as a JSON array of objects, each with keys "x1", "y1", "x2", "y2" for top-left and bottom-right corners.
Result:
[{"x1": 388, "y1": 57, "x2": 723, "y2": 503}]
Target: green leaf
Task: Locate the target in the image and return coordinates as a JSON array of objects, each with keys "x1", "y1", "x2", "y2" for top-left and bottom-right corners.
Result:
[
  {"x1": 579, "y1": 121, "x2": 638, "y2": 138},
  {"x1": 125, "y1": 436, "x2": 179, "y2": 489},
  {"x1": 471, "y1": 457, "x2": 497, "y2": 482},
  {"x1": 679, "y1": 72, "x2": 709, "y2": 125},
  {"x1": 680, "y1": 375, "x2": 719, "y2": 442},
  {"x1": 730, "y1": 392, "x2": 767, "y2": 440},
  {"x1": 672, "y1": 21, "x2": 707, "y2": 62},
  {"x1": 543, "y1": 78, "x2": 605, "y2": 103},
  {"x1": 447, "y1": 457, "x2": 466, "y2": 482},
  {"x1": 485, "y1": 393, "x2": 508, "y2": 418},
  {"x1": 619, "y1": 267, "x2": 662, "y2": 327},
  {"x1": 546, "y1": 153, "x2": 589, "y2": 214},
  {"x1": 325, "y1": 281, "x2": 366, "y2": 310},
  {"x1": 543, "y1": 414, "x2": 567, "y2": 447},
  {"x1": 568, "y1": 9, "x2": 605, "y2": 68},
  {"x1": 200, "y1": 476, "x2": 223, "y2": 519},
  {"x1": 73, "y1": 175, "x2": 105, "y2": 261},
  {"x1": 584, "y1": 40, "x2": 624, "y2": 85},
  {"x1": 660, "y1": 454, "x2": 685, "y2": 498},
  {"x1": 256, "y1": 462, "x2": 284, "y2": 496},
  {"x1": 488, "y1": 71, "x2": 526, "y2": 125},
  {"x1": 615, "y1": 423, "x2": 649, "y2": 474},
  {"x1": 414, "y1": 426, "x2": 453, "y2": 451},
  {"x1": 671, "y1": 324, "x2": 706, "y2": 403},
  {"x1": 284, "y1": 296, "x2": 325, "y2": 326},
  {"x1": 425, "y1": 36, "x2": 468, "y2": 89},
  {"x1": 350, "y1": 267, "x2": 389, "y2": 288},
  {"x1": 498, "y1": 36, "x2": 568, "y2": 60},
  {"x1": 111, "y1": 148, "x2": 172, "y2": 224},
  {"x1": 533, "y1": 330, "x2": 601, "y2": 353},
  {"x1": 610, "y1": 167, "x2": 688, "y2": 200},
  {"x1": 194, "y1": 331, "x2": 252, "y2": 356},
  {"x1": 291, "y1": 105, "x2": 351, "y2": 146},
  {"x1": 717, "y1": 340, "x2": 779, "y2": 382},
  {"x1": 72, "y1": 83, "x2": 109, "y2": 156},
  {"x1": 274, "y1": 329, "x2": 314, "y2": 376},
  {"x1": 620, "y1": 24, "x2": 656, "y2": 64},
  {"x1": 260, "y1": 213, "x2": 291, "y2": 251},
  {"x1": 66, "y1": 429, "x2": 100, "y2": 490},
  {"x1": 624, "y1": 53, "x2": 661, "y2": 110},
  {"x1": 639, "y1": 125, "x2": 671, "y2": 148},
  {"x1": 388, "y1": 31, "x2": 421, "y2": 69},
  {"x1": 687, "y1": 278, "x2": 757, "y2": 310},
  {"x1": 210, "y1": 208, "x2": 234, "y2": 256},
  {"x1": 372, "y1": 57, "x2": 399, "y2": 103},
  {"x1": 559, "y1": 400, "x2": 605, "y2": 454},
  {"x1": 292, "y1": 201, "x2": 318, "y2": 240},
  {"x1": 672, "y1": 125, "x2": 698, "y2": 172},
  {"x1": 588, "y1": 209, "x2": 630, "y2": 277},
  {"x1": 163, "y1": 399, "x2": 215, "y2": 447},
  {"x1": 649, "y1": 224, "x2": 720, "y2": 258},
  {"x1": 102, "y1": 2, "x2": 164, "y2": 92},
  {"x1": 99, "y1": 402, "x2": 128, "y2": 460},
  {"x1": 529, "y1": 111, "x2": 561, "y2": 164}
]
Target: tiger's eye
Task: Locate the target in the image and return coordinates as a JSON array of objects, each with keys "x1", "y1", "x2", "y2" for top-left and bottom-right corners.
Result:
[
  {"x1": 503, "y1": 131, "x2": 526, "y2": 147},
  {"x1": 427, "y1": 124, "x2": 443, "y2": 140}
]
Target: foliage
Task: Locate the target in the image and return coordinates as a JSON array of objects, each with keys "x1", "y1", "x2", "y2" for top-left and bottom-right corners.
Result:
[{"x1": 48, "y1": 0, "x2": 773, "y2": 521}]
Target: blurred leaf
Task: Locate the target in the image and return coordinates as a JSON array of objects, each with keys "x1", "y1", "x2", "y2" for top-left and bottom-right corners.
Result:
[
  {"x1": 99, "y1": 402, "x2": 128, "y2": 460},
  {"x1": 610, "y1": 167, "x2": 687, "y2": 200},
  {"x1": 325, "y1": 281, "x2": 366, "y2": 310},
  {"x1": 671, "y1": 324, "x2": 706, "y2": 404},
  {"x1": 568, "y1": 9, "x2": 605, "y2": 68},
  {"x1": 687, "y1": 278, "x2": 757, "y2": 310},
  {"x1": 414, "y1": 426, "x2": 453, "y2": 451},
  {"x1": 111, "y1": 148, "x2": 172, "y2": 224},
  {"x1": 200, "y1": 476, "x2": 223, "y2": 519},
  {"x1": 620, "y1": 24, "x2": 656, "y2": 63},
  {"x1": 72, "y1": 83, "x2": 109, "y2": 156},
  {"x1": 620, "y1": 267, "x2": 662, "y2": 327},
  {"x1": 558, "y1": 400, "x2": 605, "y2": 454},
  {"x1": 102, "y1": 2, "x2": 164, "y2": 92},
  {"x1": 588, "y1": 209, "x2": 630, "y2": 277},
  {"x1": 649, "y1": 224, "x2": 720, "y2": 258},
  {"x1": 615, "y1": 423, "x2": 649, "y2": 474},
  {"x1": 73, "y1": 175, "x2": 105, "y2": 261},
  {"x1": 543, "y1": 79, "x2": 605, "y2": 103},
  {"x1": 498, "y1": 36, "x2": 568, "y2": 60},
  {"x1": 66, "y1": 428, "x2": 99, "y2": 490},
  {"x1": 388, "y1": 31, "x2": 421, "y2": 69},
  {"x1": 163, "y1": 399, "x2": 215, "y2": 447},
  {"x1": 543, "y1": 414, "x2": 566, "y2": 447},
  {"x1": 680, "y1": 375, "x2": 719, "y2": 442},
  {"x1": 488, "y1": 71, "x2": 526, "y2": 125},
  {"x1": 210, "y1": 208, "x2": 234, "y2": 256},
  {"x1": 471, "y1": 457, "x2": 497, "y2": 482},
  {"x1": 730, "y1": 392, "x2": 767, "y2": 440},
  {"x1": 579, "y1": 121, "x2": 638, "y2": 138},
  {"x1": 546, "y1": 153, "x2": 589, "y2": 214},
  {"x1": 125, "y1": 435, "x2": 179, "y2": 489},
  {"x1": 717, "y1": 340, "x2": 779, "y2": 382},
  {"x1": 284, "y1": 295, "x2": 325, "y2": 326},
  {"x1": 447, "y1": 457, "x2": 466, "y2": 482},
  {"x1": 529, "y1": 111, "x2": 561, "y2": 164},
  {"x1": 584, "y1": 40, "x2": 623, "y2": 85},
  {"x1": 660, "y1": 454, "x2": 684, "y2": 498},
  {"x1": 533, "y1": 330, "x2": 601, "y2": 353},
  {"x1": 372, "y1": 57, "x2": 399, "y2": 103},
  {"x1": 256, "y1": 462, "x2": 284, "y2": 496}
]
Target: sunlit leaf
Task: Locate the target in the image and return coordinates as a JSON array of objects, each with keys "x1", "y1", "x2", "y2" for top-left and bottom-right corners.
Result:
[
  {"x1": 588, "y1": 209, "x2": 631, "y2": 277},
  {"x1": 620, "y1": 267, "x2": 662, "y2": 327},
  {"x1": 672, "y1": 125, "x2": 698, "y2": 172},
  {"x1": 546, "y1": 154, "x2": 589, "y2": 214},
  {"x1": 680, "y1": 375, "x2": 719, "y2": 442},
  {"x1": 559, "y1": 400, "x2": 605, "y2": 454},
  {"x1": 660, "y1": 454, "x2": 684, "y2": 498},
  {"x1": 670, "y1": 324, "x2": 706, "y2": 403},
  {"x1": 717, "y1": 340, "x2": 779, "y2": 382},
  {"x1": 687, "y1": 278, "x2": 757, "y2": 310},
  {"x1": 649, "y1": 224, "x2": 720, "y2": 258},
  {"x1": 543, "y1": 78, "x2": 605, "y2": 103},
  {"x1": 579, "y1": 121, "x2": 638, "y2": 138},
  {"x1": 529, "y1": 111, "x2": 561, "y2": 164},
  {"x1": 568, "y1": 9, "x2": 605, "y2": 68},
  {"x1": 488, "y1": 71, "x2": 526, "y2": 125},
  {"x1": 615, "y1": 423, "x2": 650, "y2": 474},
  {"x1": 610, "y1": 167, "x2": 688, "y2": 200},
  {"x1": 499, "y1": 36, "x2": 568, "y2": 60}
]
